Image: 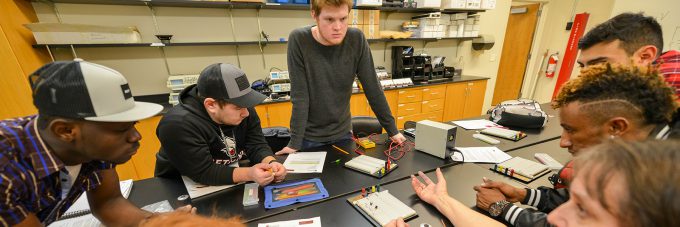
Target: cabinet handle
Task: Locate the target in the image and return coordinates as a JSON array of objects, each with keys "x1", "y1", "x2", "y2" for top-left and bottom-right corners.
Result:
[
  {"x1": 399, "y1": 91, "x2": 406, "y2": 94},
  {"x1": 430, "y1": 92, "x2": 439, "y2": 95},
  {"x1": 407, "y1": 95, "x2": 416, "y2": 98},
  {"x1": 406, "y1": 108, "x2": 415, "y2": 111},
  {"x1": 422, "y1": 101, "x2": 429, "y2": 104},
  {"x1": 423, "y1": 89, "x2": 430, "y2": 91},
  {"x1": 399, "y1": 104, "x2": 405, "y2": 107}
]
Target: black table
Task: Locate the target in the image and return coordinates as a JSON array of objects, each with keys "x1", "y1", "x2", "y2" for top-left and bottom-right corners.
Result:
[
  {"x1": 448, "y1": 103, "x2": 562, "y2": 152},
  {"x1": 126, "y1": 103, "x2": 564, "y2": 223},
  {"x1": 248, "y1": 163, "x2": 526, "y2": 226}
]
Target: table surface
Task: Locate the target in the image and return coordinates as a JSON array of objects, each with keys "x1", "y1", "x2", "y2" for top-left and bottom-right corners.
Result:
[{"x1": 126, "y1": 103, "x2": 565, "y2": 224}]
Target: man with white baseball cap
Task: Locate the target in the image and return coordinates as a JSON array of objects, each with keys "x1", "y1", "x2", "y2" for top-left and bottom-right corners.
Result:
[
  {"x1": 155, "y1": 63, "x2": 287, "y2": 186},
  {"x1": 0, "y1": 59, "x2": 194, "y2": 227}
]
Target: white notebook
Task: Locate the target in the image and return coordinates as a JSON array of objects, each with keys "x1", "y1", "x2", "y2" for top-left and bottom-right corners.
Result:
[
  {"x1": 62, "y1": 179, "x2": 133, "y2": 217},
  {"x1": 49, "y1": 180, "x2": 133, "y2": 227},
  {"x1": 497, "y1": 157, "x2": 550, "y2": 178}
]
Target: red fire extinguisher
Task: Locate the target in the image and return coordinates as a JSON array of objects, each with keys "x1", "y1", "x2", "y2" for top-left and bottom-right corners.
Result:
[{"x1": 546, "y1": 53, "x2": 559, "y2": 78}]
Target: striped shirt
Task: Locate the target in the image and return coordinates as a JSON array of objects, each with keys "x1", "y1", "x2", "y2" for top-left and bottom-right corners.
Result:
[
  {"x1": 0, "y1": 115, "x2": 114, "y2": 226},
  {"x1": 656, "y1": 50, "x2": 680, "y2": 100}
]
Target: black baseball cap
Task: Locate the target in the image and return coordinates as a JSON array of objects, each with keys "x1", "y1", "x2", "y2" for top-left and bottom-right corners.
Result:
[
  {"x1": 197, "y1": 63, "x2": 267, "y2": 108},
  {"x1": 29, "y1": 59, "x2": 163, "y2": 122}
]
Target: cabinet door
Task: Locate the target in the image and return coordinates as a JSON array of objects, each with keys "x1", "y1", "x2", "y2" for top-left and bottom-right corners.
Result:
[
  {"x1": 382, "y1": 90, "x2": 398, "y2": 118},
  {"x1": 131, "y1": 116, "x2": 162, "y2": 180},
  {"x1": 115, "y1": 162, "x2": 139, "y2": 181},
  {"x1": 421, "y1": 98, "x2": 445, "y2": 113},
  {"x1": 397, "y1": 89, "x2": 423, "y2": 104},
  {"x1": 397, "y1": 102, "x2": 422, "y2": 116},
  {"x1": 350, "y1": 93, "x2": 370, "y2": 116},
  {"x1": 254, "y1": 105, "x2": 269, "y2": 128},
  {"x1": 443, "y1": 83, "x2": 467, "y2": 121},
  {"x1": 463, "y1": 80, "x2": 487, "y2": 118},
  {"x1": 267, "y1": 102, "x2": 293, "y2": 128},
  {"x1": 421, "y1": 85, "x2": 446, "y2": 100}
]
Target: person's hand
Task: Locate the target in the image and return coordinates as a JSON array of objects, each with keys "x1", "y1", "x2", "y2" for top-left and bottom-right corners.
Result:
[
  {"x1": 275, "y1": 146, "x2": 297, "y2": 155},
  {"x1": 473, "y1": 186, "x2": 507, "y2": 211},
  {"x1": 174, "y1": 205, "x2": 197, "y2": 214},
  {"x1": 385, "y1": 218, "x2": 410, "y2": 227},
  {"x1": 411, "y1": 168, "x2": 449, "y2": 207},
  {"x1": 249, "y1": 163, "x2": 275, "y2": 186},
  {"x1": 390, "y1": 133, "x2": 407, "y2": 144},
  {"x1": 270, "y1": 161, "x2": 287, "y2": 182},
  {"x1": 478, "y1": 177, "x2": 526, "y2": 203}
]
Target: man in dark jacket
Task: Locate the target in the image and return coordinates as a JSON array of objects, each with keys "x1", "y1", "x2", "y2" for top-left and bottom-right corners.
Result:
[
  {"x1": 155, "y1": 63, "x2": 287, "y2": 186},
  {"x1": 474, "y1": 64, "x2": 677, "y2": 227}
]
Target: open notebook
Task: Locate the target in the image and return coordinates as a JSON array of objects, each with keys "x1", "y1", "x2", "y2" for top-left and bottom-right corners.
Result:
[
  {"x1": 48, "y1": 179, "x2": 133, "y2": 227},
  {"x1": 490, "y1": 157, "x2": 550, "y2": 183}
]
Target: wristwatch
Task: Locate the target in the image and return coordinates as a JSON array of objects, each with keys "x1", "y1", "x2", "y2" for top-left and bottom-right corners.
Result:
[{"x1": 489, "y1": 200, "x2": 511, "y2": 218}]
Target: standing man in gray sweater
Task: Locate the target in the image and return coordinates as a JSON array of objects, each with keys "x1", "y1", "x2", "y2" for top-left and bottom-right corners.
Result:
[{"x1": 276, "y1": 0, "x2": 406, "y2": 154}]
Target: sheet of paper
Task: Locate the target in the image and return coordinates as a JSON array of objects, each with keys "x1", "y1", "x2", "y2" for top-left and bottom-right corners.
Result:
[
  {"x1": 181, "y1": 176, "x2": 237, "y2": 199},
  {"x1": 451, "y1": 147, "x2": 512, "y2": 164},
  {"x1": 48, "y1": 214, "x2": 101, "y2": 227},
  {"x1": 282, "y1": 152, "x2": 326, "y2": 173},
  {"x1": 451, "y1": 119, "x2": 500, "y2": 130},
  {"x1": 258, "y1": 216, "x2": 321, "y2": 227},
  {"x1": 63, "y1": 179, "x2": 133, "y2": 215}
]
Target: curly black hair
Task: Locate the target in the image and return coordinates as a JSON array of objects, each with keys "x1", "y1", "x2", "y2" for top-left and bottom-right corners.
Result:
[
  {"x1": 578, "y1": 12, "x2": 663, "y2": 58},
  {"x1": 553, "y1": 63, "x2": 677, "y2": 125}
]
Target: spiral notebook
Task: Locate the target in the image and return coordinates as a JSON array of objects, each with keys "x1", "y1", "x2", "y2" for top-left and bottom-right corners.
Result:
[
  {"x1": 60, "y1": 179, "x2": 133, "y2": 219},
  {"x1": 490, "y1": 157, "x2": 550, "y2": 183}
]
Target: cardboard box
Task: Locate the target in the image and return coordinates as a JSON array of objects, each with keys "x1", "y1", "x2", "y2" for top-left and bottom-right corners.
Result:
[
  {"x1": 441, "y1": 0, "x2": 466, "y2": 9},
  {"x1": 465, "y1": 0, "x2": 481, "y2": 8},
  {"x1": 356, "y1": 0, "x2": 382, "y2": 6},
  {"x1": 363, "y1": 10, "x2": 381, "y2": 25},
  {"x1": 348, "y1": 10, "x2": 363, "y2": 25},
  {"x1": 362, "y1": 24, "x2": 380, "y2": 39},
  {"x1": 25, "y1": 23, "x2": 141, "y2": 44},
  {"x1": 454, "y1": 13, "x2": 468, "y2": 20},
  {"x1": 416, "y1": 0, "x2": 442, "y2": 8},
  {"x1": 482, "y1": 0, "x2": 496, "y2": 9}
]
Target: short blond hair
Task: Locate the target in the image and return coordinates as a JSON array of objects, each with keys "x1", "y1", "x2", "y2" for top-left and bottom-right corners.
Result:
[{"x1": 310, "y1": 0, "x2": 352, "y2": 16}]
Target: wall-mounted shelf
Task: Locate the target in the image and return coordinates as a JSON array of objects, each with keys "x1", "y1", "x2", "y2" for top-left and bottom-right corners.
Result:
[
  {"x1": 32, "y1": 37, "x2": 478, "y2": 48},
  {"x1": 36, "y1": 0, "x2": 486, "y2": 13}
]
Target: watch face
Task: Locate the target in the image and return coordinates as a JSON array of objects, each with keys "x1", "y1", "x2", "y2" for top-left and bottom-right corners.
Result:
[{"x1": 490, "y1": 201, "x2": 507, "y2": 217}]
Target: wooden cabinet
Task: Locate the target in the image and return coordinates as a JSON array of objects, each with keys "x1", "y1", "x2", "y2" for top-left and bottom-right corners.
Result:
[
  {"x1": 263, "y1": 102, "x2": 293, "y2": 128},
  {"x1": 350, "y1": 93, "x2": 371, "y2": 116},
  {"x1": 115, "y1": 115, "x2": 162, "y2": 181},
  {"x1": 443, "y1": 80, "x2": 488, "y2": 122},
  {"x1": 254, "y1": 105, "x2": 269, "y2": 127},
  {"x1": 395, "y1": 84, "x2": 447, "y2": 129}
]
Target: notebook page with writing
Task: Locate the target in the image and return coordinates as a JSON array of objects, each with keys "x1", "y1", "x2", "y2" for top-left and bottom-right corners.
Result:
[
  {"x1": 62, "y1": 179, "x2": 133, "y2": 216},
  {"x1": 499, "y1": 157, "x2": 549, "y2": 178}
]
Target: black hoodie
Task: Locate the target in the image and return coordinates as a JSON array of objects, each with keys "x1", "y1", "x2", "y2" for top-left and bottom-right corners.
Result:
[{"x1": 154, "y1": 84, "x2": 272, "y2": 185}]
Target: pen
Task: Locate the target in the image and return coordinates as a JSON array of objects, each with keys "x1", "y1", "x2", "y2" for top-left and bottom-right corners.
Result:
[{"x1": 332, "y1": 145, "x2": 350, "y2": 155}]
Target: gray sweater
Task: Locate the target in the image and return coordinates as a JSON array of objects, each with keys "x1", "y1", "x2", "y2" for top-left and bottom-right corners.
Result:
[{"x1": 286, "y1": 26, "x2": 399, "y2": 149}]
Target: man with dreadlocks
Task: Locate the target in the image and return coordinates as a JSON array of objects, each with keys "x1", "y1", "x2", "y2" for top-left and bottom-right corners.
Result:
[{"x1": 473, "y1": 64, "x2": 678, "y2": 227}]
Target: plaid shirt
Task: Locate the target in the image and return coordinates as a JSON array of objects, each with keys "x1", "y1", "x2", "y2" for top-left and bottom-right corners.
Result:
[
  {"x1": 0, "y1": 115, "x2": 114, "y2": 226},
  {"x1": 656, "y1": 50, "x2": 680, "y2": 100}
]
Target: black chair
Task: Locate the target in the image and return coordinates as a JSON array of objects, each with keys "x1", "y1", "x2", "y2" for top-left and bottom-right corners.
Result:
[
  {"x1": 351, "y1": 116, "x2": 383, "y2": 138},
  {"x1": 262, "y1": 127, "x2": 291, "y2": 152},
  {"x1": 404, "y1": 120, "x2": 417, "y2": 130}
]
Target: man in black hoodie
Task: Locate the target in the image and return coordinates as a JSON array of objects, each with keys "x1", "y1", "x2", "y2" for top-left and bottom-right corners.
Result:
[{"x1": 155, "y1": 63, "x2": 287, "y2": 186}]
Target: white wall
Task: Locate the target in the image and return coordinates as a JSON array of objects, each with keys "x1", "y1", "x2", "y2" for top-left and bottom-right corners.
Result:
[
  {"x1": 31, "y1": 2, "x2": 507, "y2": 105},
  {"x1": 519, "y1": 0, "x2": 680, "y2": 103},
  {"x1": 610, "y1": 0, "x2": 680, "y2": 51},
  {"x1": 460, "y1": 0, "x2": 512, "y2": 113},
  {"x1": 519, "y1": 0, "x2": 615, "y2": 103}
]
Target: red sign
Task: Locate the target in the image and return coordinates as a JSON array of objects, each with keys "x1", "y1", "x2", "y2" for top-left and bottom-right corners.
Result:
[{"x1": 552, "y1": 13, "x2": 590, "y2": 99}]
